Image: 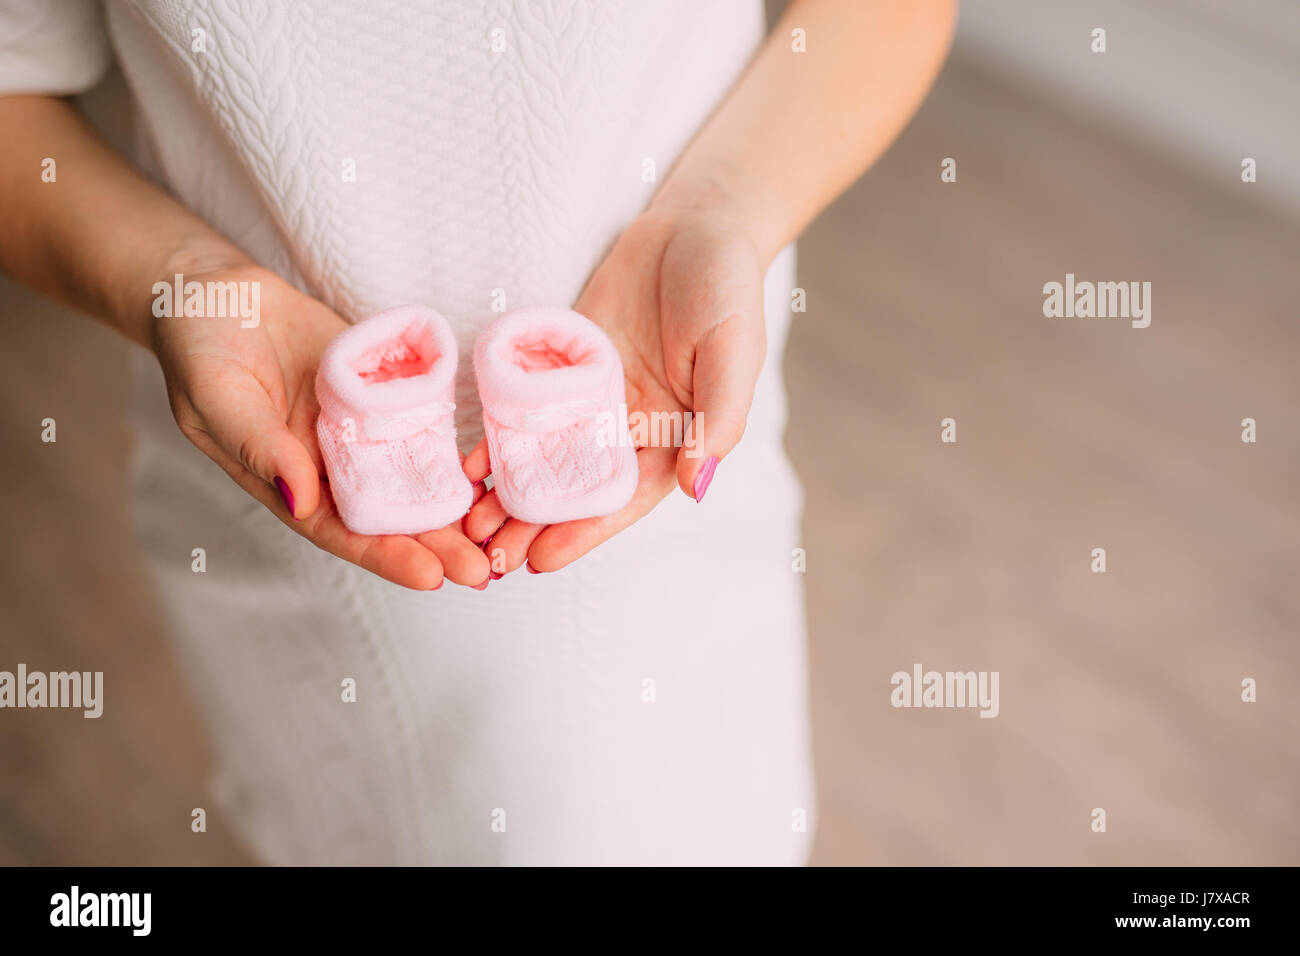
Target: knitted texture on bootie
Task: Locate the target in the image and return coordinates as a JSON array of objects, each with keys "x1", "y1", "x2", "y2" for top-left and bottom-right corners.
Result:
[
  {"x1": 316, "y1": 305, "x2": 472, "y2": 535},
  {"x1": 474, "y1": 306, "x2": 638, "y2": 524}
]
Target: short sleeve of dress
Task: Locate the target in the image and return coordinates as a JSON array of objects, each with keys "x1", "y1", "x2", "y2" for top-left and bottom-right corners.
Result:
[{"x1": 0, "y1": 0, "x2": 112, "y2": 95}]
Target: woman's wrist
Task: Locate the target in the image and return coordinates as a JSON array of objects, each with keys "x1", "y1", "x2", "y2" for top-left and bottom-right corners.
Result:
[
  {"x1": 128, "y1": 238, "x2": 255, "y2": 354},
  {"x1": 648, "y1": 163, "x2": 787, "y2": 266}
]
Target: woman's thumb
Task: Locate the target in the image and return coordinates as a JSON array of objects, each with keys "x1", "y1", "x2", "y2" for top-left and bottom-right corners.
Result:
[
  {"x1": 190, "y1": 377, "x2": 321, "y2": 520},
  {"x1": 676, "y1": 314, "x2": 765, "y2": 502}
]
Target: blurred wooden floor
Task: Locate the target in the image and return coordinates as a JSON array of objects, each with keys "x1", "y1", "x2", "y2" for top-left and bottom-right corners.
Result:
[{"x1": 1, "y1": 54, "x2": 1297, "y2": 865}]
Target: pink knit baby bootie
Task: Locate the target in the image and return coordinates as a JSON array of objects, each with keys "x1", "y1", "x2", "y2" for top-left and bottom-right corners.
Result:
[
  {"x1": 474, "y1": 306, "x2": 638, "y2": 524},
  {"x1": 316, "y1": 305, "x2": 472, "y2": 535}
]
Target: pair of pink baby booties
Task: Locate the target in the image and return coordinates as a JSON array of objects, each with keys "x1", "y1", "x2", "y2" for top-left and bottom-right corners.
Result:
[{"x1": 315, "y1": 305, "x2": 638, "y2": 535}]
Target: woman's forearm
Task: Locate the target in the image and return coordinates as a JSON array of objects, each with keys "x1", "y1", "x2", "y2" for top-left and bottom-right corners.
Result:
[
  {"x1": 653, "y1": 0, "x2": 957, "y2": 261},
  {"x1": 0, "y1": 95, "x2": 248, "y2": 347}
]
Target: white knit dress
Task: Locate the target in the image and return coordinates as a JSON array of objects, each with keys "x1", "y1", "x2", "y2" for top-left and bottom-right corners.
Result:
[{"x1": 1, "y1": 0, "x2": 813, "y2": 865}]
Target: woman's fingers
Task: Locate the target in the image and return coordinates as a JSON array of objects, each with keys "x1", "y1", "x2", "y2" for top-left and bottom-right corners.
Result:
[
  {"x1": 302, "y1": 500, "x2": 446, "y2": 590},
  {"x1": 185, "y1": 375, "x2": 322, "y2": 520},
  {"x1": 674, "y1": 311, "x2": 764, "y2": 502},
  {"x1": 184, "y1": 427, "x2": 446, "y2": 590},
  {"x1": 464, "y1": 486, "x2": 510, "y2": 544},
  {"x1": 526, "y1": 445, "x2": 677, "y2": 572},
  {"x1": 460, "y1": 439, "x2": 516, "y2": 556},
  {"x1": 414, "y1": 525, "x2": 491, "y2": 586},
  {"x1": 463, "y1": 439, "x2": 491, "y2": 483},
  {"x1": 459, "y1": 435, "x2": 553, "y2": 574},
  {"x1": 482, "y1": 517, "x2": 545, "y2": 575}
]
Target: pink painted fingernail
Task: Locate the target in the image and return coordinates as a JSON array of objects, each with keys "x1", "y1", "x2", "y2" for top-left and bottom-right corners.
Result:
[
  {"x1": 526, "y1": 562, "x2": 540, "y2": 575},
  {"x1": 274, "y1": 476, "x2": 296, "y2": 518},
  {"x1": 472, "y1": 578, "x2": 490, "y2": 591},
  {"x1": 693, "y1": 456, "x2": 719, "y2": 503},
  {"x1": 489, "y1": 571, "x2": 503, "y2": 581},
  {"x1": 480, "y1": 532, "x2": 495, "y2": 552}
]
